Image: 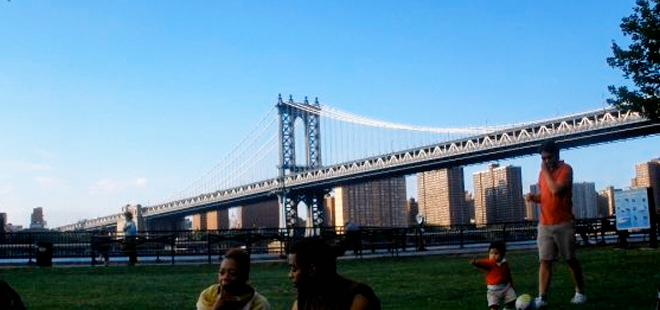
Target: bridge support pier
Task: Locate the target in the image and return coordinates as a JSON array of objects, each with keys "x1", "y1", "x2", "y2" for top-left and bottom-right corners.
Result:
[
  {"x1": 278, "y1": 190, "x2": 327, "y2": 238},
  {"x1": 277, "y1": 94, "x2": 326, "y2": 236}
]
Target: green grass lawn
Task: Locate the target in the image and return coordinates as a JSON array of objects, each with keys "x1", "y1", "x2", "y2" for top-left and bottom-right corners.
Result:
[{"x1": 1, "y1": 245, "x2": 659, "y2": 309}]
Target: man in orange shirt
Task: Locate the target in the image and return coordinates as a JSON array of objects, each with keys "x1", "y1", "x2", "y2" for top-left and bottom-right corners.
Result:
[{"x1": 525, "y1": 140, "x2": 586, "y2": 307}]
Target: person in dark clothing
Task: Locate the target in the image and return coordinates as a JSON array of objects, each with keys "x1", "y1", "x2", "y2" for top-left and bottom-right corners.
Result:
[
  {"x1": 123, "y1": 211, "x2": 138, "y2": 266},
  {"x1": 0, "y1": 280, "x2": 26, "y2": 310},
  {"x1": 288, "y1": 237, "x2": 380, "y2": 310}
]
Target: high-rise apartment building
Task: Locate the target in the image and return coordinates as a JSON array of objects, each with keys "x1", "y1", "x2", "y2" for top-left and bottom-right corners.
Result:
[
  {"x1": 191, "y1": 212, "x2": 208, "y2": 230},
  {"x1": 527, "y1": 184, "x2": 540, "y2": 220},
  {"x1": 191, "y1": 200, "x2": 278, "y2": 230},
  {"x1": 239, "y1": 200, "x2": 279, "y2": 229},
  {"x1": 598, "y1": 186, "x2": 616, "y2": 216},
  {"x1": 473, "y1": 163, "x2": 525, "y2": 225},
  {"x1": 191, "y1": 209, "x2": 229, "y2": 231},
  {"x1": 332, "y1": 177, "x2": 408, "y2": 227},
  {"x1": 31, "y1": 207, "x2": 43, "y2": 224},
  {"x1": 406, "y1": 198, "x2": 419, "y2": 226},
  {"x1": 206, "y1": 211, "x2": 220, "y2": 230},
  {"x1": 0, "y1": 212, "x2": 5, "y2": 234},
  {"x1": 573, "y1": 182, "x2": 599, "y2": 219},
  {"x1": 417, "y1": 167, "x2": 469, "y2": 226},
  {"x1": 324, "y1": 196, "x2": 336, "y2": 227},
  {"x1": 206, "y1": 210, "x2": 231, "y2": 230},
  {"x1": 631, "y1": 158, "x2": 660, "y2": 213},
  {"x1": 228, "y1": 207, "x2": 242, "y2": 229},
  {"x1": 30, "y1": 207, "x2": 46, "y2": 229},
  {"x1": 465, "y1": 192, "x2": 475, "y2": 223}
]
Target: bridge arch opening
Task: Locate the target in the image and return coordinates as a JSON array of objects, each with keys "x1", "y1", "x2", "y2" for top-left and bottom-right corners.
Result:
[{"x1": 294, "y1": 118, "x2": 307, "y2": 169}]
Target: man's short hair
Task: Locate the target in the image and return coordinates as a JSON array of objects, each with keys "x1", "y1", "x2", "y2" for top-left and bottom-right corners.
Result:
[
  {"x1": 290, "y1": 237, "x2": 337, "y2": 274},
  {"x1": 489, "y1": 240, "x2": 506, "y2": 256},
  {"x1": 539, "y1": 140, "x2": 559, "y2": 155},
  {"x1": 224, "y1": 248, "x2": 251, "y2": 280}
]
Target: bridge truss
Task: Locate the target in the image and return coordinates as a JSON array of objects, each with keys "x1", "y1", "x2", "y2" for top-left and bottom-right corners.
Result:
[{"x1": 56, "y1": 102, "x2": 660, "y2": 232}]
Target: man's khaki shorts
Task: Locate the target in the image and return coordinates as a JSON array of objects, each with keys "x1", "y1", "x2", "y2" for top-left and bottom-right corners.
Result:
[{"x1": 537, "y1": 220, "x2": 577, "y2": 261}]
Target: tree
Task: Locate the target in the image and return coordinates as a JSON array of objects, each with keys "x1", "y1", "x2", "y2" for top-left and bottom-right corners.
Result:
[{"x1": 607, "y1": 0, "x2": 660, "y2": 120}]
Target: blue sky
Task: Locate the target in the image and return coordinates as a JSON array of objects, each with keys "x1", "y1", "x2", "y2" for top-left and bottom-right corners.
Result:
[{"x1": 1, "y1": 1, "x2": 659, "y2": 228}]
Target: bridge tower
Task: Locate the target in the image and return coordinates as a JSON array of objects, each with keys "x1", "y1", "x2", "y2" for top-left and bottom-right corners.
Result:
[{"x1": 277, "y1": 94, "x2": 326, "y2": 232}]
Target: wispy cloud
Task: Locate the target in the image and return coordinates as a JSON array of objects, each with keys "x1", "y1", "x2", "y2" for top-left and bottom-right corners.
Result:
[
  {"x1": 135, "y1": 178, "x2": 147, "y2": 188},
  {"x1": 35, "y1": 176, "x2": 61, "y2": 188},
  {"x1": 36, "y1": 149, "x2": 54, "y2": 160},
  {"x1": 0, "y1": 185, "x2": 12, "y2": 196},
  {"x1": 27, "y1": 163, "x2": 54, "y2": 171},
  {"x1": 89, "y1": 179, "x2": 123, "y2": 196},
  {"x1": 3, "y1": 161, "x2": 54, "y2": 172}
]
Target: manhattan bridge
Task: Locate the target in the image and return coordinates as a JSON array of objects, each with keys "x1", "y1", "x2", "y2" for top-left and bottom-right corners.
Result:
[{"x1": 56, "y1": 95, "x2": 660, "y2": 233}]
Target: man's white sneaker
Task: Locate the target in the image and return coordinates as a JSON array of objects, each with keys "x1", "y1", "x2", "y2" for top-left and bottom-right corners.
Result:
[
  {"x1": 534, "y1": 296, "x2": 548, "y2": 308},
  {"x1": 570, "y1": 292, "x2": 587, "y2": 305}
]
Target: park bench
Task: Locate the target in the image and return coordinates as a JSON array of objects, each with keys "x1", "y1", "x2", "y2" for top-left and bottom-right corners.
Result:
[
  {"x1": 90, "y1": 234, "x2": 176, "y2": 266},
  {"x1": 353, "y1": 227, "x2": 406, "y2": 258},
  {"x1": 574, "y1": 217, "x2": 618, "y2": 245},
  {"x1": 205, "y1": 230, "x2": 285, "y2": 263}
]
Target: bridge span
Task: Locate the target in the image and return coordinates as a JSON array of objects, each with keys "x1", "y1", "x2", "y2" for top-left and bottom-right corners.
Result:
[{"x1": 56, "y1": 108, "x2": 660, "y2": 232}]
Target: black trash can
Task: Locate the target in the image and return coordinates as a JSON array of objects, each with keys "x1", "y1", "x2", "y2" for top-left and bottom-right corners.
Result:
[{"x1": 36, "y1": 242, "x2": 53, "y2": 267}]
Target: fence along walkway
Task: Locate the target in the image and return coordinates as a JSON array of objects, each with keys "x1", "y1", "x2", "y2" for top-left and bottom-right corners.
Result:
[{"x1": 0, "y1": 217, "x2": 651, "y2": 266}]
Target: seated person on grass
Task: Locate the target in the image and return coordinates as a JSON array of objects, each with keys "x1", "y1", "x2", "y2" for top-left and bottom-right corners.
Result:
[
  {"x1": 196, "y1": 248, "x2": 271, "y2": 310},
  {"x1": 288, "y1": 237, "x2": 381, "y2": 310},
  {"x1": 0, "y1": 280, "x2": 26, "y2": 310}
]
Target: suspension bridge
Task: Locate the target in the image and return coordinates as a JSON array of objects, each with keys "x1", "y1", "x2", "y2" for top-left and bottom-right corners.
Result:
[{"x1": 55, "y1": 95, "x2": 660, "y2": 232}]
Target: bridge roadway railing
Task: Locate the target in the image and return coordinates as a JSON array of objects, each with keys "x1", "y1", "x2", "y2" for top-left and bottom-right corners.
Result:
[{"x1": 6, "y1": 216, "x2": 657, "y2": 265}]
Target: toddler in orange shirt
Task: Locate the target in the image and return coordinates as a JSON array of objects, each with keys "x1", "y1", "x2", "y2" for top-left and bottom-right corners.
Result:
[{"x1": 470, "y1": 241, "x2": 517, "y2": 310}]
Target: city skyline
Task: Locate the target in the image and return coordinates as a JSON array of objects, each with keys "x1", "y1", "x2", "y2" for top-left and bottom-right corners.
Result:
[
  {"x1": 137, "y1": 158, "x2": 634, "y2": 230},
  {"x1": 1, "y1": 152, "x2": 658, "y2": 229},
  {"x1": 3, "y1": 1, "x2": 660, "y2": 228}
]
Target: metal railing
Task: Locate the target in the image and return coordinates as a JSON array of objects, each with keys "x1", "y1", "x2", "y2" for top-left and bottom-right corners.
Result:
[{"x1": 1, "y1": 216, "x2": 655, "y2": 265}]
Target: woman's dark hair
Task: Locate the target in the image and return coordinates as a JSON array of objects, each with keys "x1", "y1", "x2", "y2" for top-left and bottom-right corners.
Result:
[
  {"x1": 224, "y1": 248, "x2": 251, "y2": 280},
  {"x1": 290, "y1": 237, "x2": 337, "y2": 274}
]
